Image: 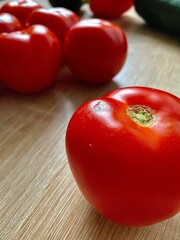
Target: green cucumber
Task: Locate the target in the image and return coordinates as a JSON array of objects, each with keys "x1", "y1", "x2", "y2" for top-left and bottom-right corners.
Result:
[{"x1": 134, "y1": 0, "x2": 180, "y2": 37}]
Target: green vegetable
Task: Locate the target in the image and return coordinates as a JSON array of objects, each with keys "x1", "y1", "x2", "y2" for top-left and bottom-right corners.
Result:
[
  {"x1": 48, "y1": 0, "x2": 87, "y2": 14},
  {"x1": 134, "y1": 0, "x2": 180, "y2": 37}
]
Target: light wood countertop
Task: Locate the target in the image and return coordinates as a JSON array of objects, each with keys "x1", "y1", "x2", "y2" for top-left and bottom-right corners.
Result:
[{"x1": 0, "y1": 1, "x2": 180, "y2": 239}]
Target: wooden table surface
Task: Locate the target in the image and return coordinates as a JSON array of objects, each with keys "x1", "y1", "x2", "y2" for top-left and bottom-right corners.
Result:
[{"x1": 0, "y1": 1, "x2": 180, "y2": 239}]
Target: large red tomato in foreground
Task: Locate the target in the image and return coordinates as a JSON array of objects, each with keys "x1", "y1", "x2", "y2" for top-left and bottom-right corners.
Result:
[{"x1": 66, "y1": 87, "x2": 180, "y2": 226}]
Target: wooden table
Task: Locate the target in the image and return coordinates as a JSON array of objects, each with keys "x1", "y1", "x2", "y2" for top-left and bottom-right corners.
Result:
[{"x1": 0, "y1": 1, "x2": 180, "y2": 239}]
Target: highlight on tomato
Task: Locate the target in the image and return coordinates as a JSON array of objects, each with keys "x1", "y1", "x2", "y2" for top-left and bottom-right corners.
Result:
[{"x1": 0, "y1": 13, "x2": 22, "y2": 33}]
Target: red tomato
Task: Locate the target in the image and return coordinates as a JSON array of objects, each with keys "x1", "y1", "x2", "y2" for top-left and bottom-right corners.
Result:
[
  {"x1": 64, "y1": 19, "x2": 127, "y2": 83},
  {"x1": 0, "y1": 25, "x2": 62, "y2": 93},
  {"x1": 90, "y1": 0, "x2": 133, "y2": 18},
  {"x1": 0, "y1": 13, "x2": 22, "y2": 33},
  {"x1": 66, "y1": 86, "x2": 180, "y2": 226},
  {"x1": 26, "y1": 7, "x2": 80, "y2": 44},
  {"x1": 0, "y1": 0, "x2": 43, "y2": 26}
]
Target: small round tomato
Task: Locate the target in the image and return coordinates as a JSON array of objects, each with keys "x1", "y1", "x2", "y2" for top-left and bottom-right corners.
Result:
[
  {"x1": 64, "y1": 19, "x2": 127, "y2": 83},
  {"x1": 0, "y1": 0, "x2": 43, "y2": 26},
  {"x1": 66, "y1": 86, "x2": 180, "y2": 226},
  {"x1": 0, "y1": 25, "x2": 62, "y2": 93},
  {"x1": 26, "y1": 7, "x2": 80, "y2": 44},
  {"x1": 0, "y1": 13, "x2": 22, "y2": 33},
  {"x1": 90, "y1": 0, "x2": 133, "y2": 18}
]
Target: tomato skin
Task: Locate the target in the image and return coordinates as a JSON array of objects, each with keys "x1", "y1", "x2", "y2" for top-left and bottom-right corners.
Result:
[
  {"x1": 90, "y1": 0, "x2": 133, "y2": 18},
  {"x1": 64, "y1": 19, "x2": 127, "y2": 83},
  {"x1": 0, "y1": 13, "x2": 22, "y2": 33},
  {"x1": 26, "y1": 8, "x2": 80, "y2": 45},
  {"x1": 0, "y1": 25, "x2": 61, "y2": 93},
  {"x1": 0, "y1": 0, "x2": 43, "y2": 26},
  {"x1": 66, "y1": 87, "x2": 180, "y2": 226}
]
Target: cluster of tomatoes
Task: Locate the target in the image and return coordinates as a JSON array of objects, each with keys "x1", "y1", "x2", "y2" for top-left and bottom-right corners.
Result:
[
  {"x1": 0, "y1": 0, "x2": 130, "y2": 93},
  {"x1": 1, "y1": 0, "x2": 179, "y2": 228}
]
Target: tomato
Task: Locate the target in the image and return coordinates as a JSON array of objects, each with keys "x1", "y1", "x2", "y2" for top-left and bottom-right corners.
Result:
[
  {"x1": 64, "y1": 19, "x2": 127, "y2": 83},
  {"x1": 26, "y1": 7, "x2": 80, "y2": 44},
  {"x1": 66, "y1": 86, "x2": 180, "y2": 226},
  {"x1": 0, "y1": 13, "x2": 22, "y2": 33},
  {"x1": 0, "y1": 25, "x2": 61, "y2": 93},
  {"x1": 0, "y1": 0, "x2": 43, "y2": 26},
  {"x1": 90, "y1": 0, "x2": 133, "y2": 18}
]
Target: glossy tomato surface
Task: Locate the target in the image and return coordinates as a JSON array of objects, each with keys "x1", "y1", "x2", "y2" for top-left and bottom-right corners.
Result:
[
  {"x1": 0, "y1": 0, "x2": 43, "y2": 26},
  {"x1": 90, "y1": 0, "x2": 133, "y2": 18},
  {"x1": 27, "y1": 7, "x2": 80, "y2": 44},
  {"x1": 66, "y1": 87, "x2": 180, "y2": 226},
  {"x1": 0, "y1": 13, "x2": 22, "y2": 33},
  {"x1": 0, "y1": 25, "x2": 61, "y2": 93},
  {"x1": 64, "y1": 19, "x2": 127, "y2": 83}
]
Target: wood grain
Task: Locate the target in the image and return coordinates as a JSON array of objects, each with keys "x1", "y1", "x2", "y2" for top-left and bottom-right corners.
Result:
[{"x1": 0, "y1": 1, "x2": 180, "y2": 239}]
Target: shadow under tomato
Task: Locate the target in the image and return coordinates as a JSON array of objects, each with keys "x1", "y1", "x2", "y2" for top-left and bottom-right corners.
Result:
[
  {"x1": 0, "y1": 76, "x2": 66, "y2": 139},
  {"x1": 0, "y1": 64, "x2": 121, "y2": 146},
  {"x1": 81, "y1": 201, "x2": 179, "y2": 240},
  {"x1": 81, "y1": 202, "x2": 172, "y2": 240},
  {"x1": 81, "y1": 205, "x2": 145, "y2": 240},
  {"x1": 0, "y1": 64, "x2": 120, "y2": 128},
  {"x1": 55, "y1": 65, "x2": 122, "y2": 113}
]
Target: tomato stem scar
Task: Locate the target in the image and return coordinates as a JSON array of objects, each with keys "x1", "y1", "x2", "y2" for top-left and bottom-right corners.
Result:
[{"x1": 127, "y1": 105, "x2": 157, "y2": 127}]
